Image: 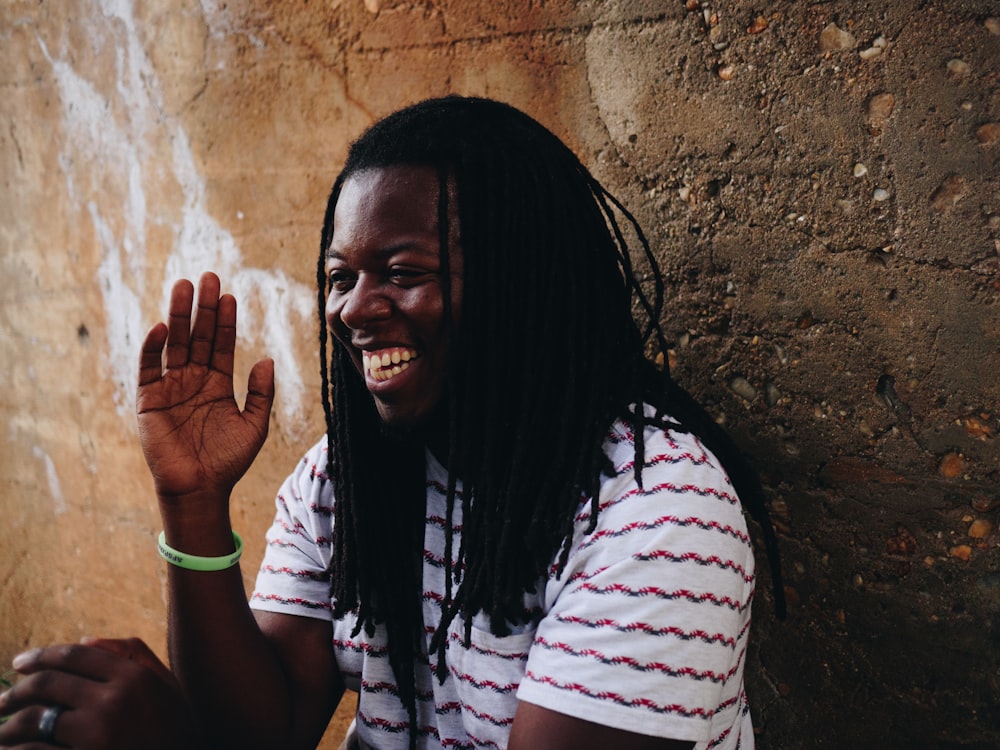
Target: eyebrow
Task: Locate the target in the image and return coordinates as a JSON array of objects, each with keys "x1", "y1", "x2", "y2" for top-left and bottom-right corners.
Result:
[{"x1": 326, "y1": 241, "x2": 442, "y2": 262}]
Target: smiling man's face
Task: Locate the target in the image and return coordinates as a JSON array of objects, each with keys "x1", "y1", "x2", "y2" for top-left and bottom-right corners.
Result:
[{"x1": 325, "y1": 165, "x2": 462, "y2": 429}]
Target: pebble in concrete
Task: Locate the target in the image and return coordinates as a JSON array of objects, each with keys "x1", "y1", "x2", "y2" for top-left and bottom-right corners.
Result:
[
  {"x1": 730, "y1": 376, "x2": 757, "y2": 402},
  {"x1": 868, "y1": 92, "x2": 895, "y2": 121},
  {"x1": 765, "y1": 381, "x2": 781, "y2": 407},
  {"x1": 946, "y1": 58, "x2": 971, "y2": 77},
  {"x1": 971, "y1": 495, "x2": 999, "y2": 513},
  {"x1": 976, "y1": 123, "x2": 1000, "y2": 145},
  {"x1": 968, "y1": 519, "x2": 993, "y2": 539},
  {"x1": 859, "y1": 36, "x2": 887, "y2": 60},
  {"x1": 930, "y1": 175, "x2": 967, "y2": 212},
  {"x1": 819, "y1": 22, "x2": 856, "y2": 52},
  {"x1": 938, "y1": 451, "x2": 965, "y2": 478},
  {"x1": 747, "y1": 16, "x2": 768, "y2": 35},
  {"x1": 949, "y1": 545, "x2": 972, "y2": 561}
]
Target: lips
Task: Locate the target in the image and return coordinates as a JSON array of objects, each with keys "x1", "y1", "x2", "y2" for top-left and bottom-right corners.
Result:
[{"x1": 361, "y1": 346, "x2": 420, "y2": 382}]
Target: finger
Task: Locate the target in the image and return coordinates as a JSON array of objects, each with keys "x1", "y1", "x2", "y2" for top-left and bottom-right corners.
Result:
[
  {"x1": 137, "y1": 322, "x2": 168, "y2": 387},
  {"x1": 0, "y1": 668, "x2": 91, "y2": 717},
  {"x1": 12, "y1": 644, "x2": 121, "y2": 683},
  {"x1": 0, "y1": 703, "x2": 70, "y2": 748},
  {"x1": 77, "y1": 637, "x2": 134, "y2": 660},
  {"x1": 165, "y1": 279, "x2": 195, "y2": 370},
  {"x1": 210, "y1": 293, "x2": 238, "y2": 377},
  {"x1": 244, "y1": 358, "x2": 275, "y2": 438},
  {"x1": 189, "y1": 272, "x2": 222, "y2": 367},
  {"x1": 80, "y1": 638, "x2": 174, "y2": 685}
]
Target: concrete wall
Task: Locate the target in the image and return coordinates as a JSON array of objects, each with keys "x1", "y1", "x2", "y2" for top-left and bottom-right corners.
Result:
[{"x1": 2, "y1": 1, "x2": 997, "y2": 747}]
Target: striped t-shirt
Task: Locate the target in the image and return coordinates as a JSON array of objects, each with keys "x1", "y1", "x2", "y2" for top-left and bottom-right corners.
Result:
[{"x1": 251, "y1": 412, "x2": 756, "y2": 749}]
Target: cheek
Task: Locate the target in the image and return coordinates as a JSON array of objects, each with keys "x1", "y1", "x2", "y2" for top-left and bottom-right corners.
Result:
[{"x1": 325, "y1": 295, "x2": 349, "y2": 341}]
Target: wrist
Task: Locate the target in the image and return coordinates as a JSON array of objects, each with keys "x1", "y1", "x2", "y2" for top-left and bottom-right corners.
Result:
[
  {"x1": 158, "y1": 531, "x2": 242, "y2": 571},
  {"x1": 157, "y1": 496, "x2": 235, "y2": 557},
  {"x1": 155, "y1": 485, "x2": 232, "y2": 508}
]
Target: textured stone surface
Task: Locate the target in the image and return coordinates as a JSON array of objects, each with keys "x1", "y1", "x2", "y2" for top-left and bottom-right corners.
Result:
[{"x1": 1, "y1": 1, "x2": 997, "y2": 748}]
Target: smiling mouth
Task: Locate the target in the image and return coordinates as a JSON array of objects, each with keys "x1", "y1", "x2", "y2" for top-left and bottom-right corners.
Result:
[{"x1": 362, "y1": 347, "x2": 419, "y2": 382}]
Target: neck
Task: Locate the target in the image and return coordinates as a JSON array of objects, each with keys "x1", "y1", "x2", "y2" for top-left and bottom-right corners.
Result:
[
  {"x1": 379, "y1": 407, "x2": 454, "y2": 473},
  {"x1": 422, "y1": 408, "x2": 453, "y2": 472}
]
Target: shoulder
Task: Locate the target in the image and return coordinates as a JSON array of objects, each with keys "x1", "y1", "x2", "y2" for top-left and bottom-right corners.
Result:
[
  {"x1": 594, "y1": 411, "x2": 747, "y2": 534},
  {"x1": 265, "y1": 436, "x2": 337, "y2": 545},
  {"x1": 251, "y1": 436, "x2": 337, "y2": 619},
  {"x1": 278, "y1": 437, "x2": 334, "y2": 502},
  {"x1": 291, "y1": 436, "x2": 332, "y2": 482},
  {"x1": 524, "y1": 412, "x2": 755, "y2": 744},
  {"x1": 552, "y1": 411, "x2": 755, "y2": 607}
]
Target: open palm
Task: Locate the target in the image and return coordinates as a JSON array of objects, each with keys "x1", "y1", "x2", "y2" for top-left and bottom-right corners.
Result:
[{"x1": 137, "y1": 273, "x2": 274, "y2": 502}]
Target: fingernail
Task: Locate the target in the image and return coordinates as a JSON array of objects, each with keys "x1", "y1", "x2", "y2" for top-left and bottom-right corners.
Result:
[{"x1": 11, "y1": 649, "x2": 36, "y2": 670}]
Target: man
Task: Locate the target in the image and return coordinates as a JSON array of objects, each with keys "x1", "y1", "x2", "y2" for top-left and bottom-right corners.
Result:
[{"x1": 0, "y1": 97, "x2": 779, "y2": 750}]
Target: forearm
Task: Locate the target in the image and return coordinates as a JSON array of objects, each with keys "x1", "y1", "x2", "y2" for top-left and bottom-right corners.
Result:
[
  {"x1": 160, "y1": 499, "x2": 297, "y2": 750},
  {"x1": 138, "y1": 274, "x2": 326, "y2": 747}
]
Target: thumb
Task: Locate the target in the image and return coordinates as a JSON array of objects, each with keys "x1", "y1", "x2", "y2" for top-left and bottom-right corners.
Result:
[
  {"x1": 81, "y1": 637, "x2": 174, "y2": 683},
  {"x1": 244, "y1": 357, "x2": 275, "y2": 434}
]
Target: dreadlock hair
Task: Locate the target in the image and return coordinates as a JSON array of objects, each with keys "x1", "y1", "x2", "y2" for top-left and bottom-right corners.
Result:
[{"x1": 316, "y1": 96, "x2": 784, "y2": 748}]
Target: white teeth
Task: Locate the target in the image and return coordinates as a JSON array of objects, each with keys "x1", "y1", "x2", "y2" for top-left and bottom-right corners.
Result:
[{"x1": 362, "y1": 349, "x2": 417, "y2": 382}]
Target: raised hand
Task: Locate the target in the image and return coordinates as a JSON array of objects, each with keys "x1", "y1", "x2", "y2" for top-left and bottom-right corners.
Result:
[
  {"x1": 0, "y1": 638, "x2": 205, "y2": 750},
  {"x1": 137, "y1": 272, "x2": 274, "y2": 504}
]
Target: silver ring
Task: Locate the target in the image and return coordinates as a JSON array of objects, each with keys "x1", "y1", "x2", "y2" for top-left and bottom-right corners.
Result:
[{"x1": 38, "y1": 705, "x2": 63, "y2": 743}]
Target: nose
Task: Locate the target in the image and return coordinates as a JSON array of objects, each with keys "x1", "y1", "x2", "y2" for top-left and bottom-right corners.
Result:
[{"x1": 333, "y1": 273, "x2": 392, "y2": 331}]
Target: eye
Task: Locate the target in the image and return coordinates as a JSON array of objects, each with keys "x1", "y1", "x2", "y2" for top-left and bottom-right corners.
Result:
[
  {"x1": 328, "y1": 269, "x2": 356, "y2": 292},
  {"x1": 388, "y1": 266, "x2": 435, "y2": 286}
]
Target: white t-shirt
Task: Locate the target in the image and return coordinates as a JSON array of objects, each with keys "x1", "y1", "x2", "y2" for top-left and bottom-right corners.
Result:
[{"x1": 251, "y1": 413, "x2": 755, "y2": 749}]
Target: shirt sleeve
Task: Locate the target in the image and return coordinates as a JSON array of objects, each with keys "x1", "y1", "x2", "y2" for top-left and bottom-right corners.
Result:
[
  {"x1": 516, "y1": 420, "x2": 755, "y2": 745},
  {"x1": 250, "y1": 437, "x2": 335, "y2": 621}
]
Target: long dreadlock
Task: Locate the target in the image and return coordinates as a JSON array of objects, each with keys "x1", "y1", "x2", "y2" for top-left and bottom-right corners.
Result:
[{"x1": 316, "y1": 96, "x2": 784, "y2": 748}]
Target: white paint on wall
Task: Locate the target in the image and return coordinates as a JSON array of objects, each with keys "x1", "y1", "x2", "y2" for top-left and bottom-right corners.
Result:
[
  {"x1": 165, "y1": 129, "x2": 313, "y2": 418},
  {"x1": 37, "y1": 1, "x2": 313, "y2": 428},
  {"x1": 32, "y1": 446, "x2": 67, "y2": 515},
  {"x1": 199, "y1": 0, "x2": 263, "y2": 58}
]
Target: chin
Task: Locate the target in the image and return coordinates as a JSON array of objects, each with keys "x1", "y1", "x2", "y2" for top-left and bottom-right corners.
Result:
[
  {"x1": 374, "y1": 400, "x2": 448, "y2": 443},
  {"x1": 374, "y1": 400, "x2": 425, "y2": 427}
]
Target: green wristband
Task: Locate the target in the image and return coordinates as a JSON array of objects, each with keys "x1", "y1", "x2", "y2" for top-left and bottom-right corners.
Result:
[{"x1": 157, "y1": 531, "x2": 243, "y2": 571}]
